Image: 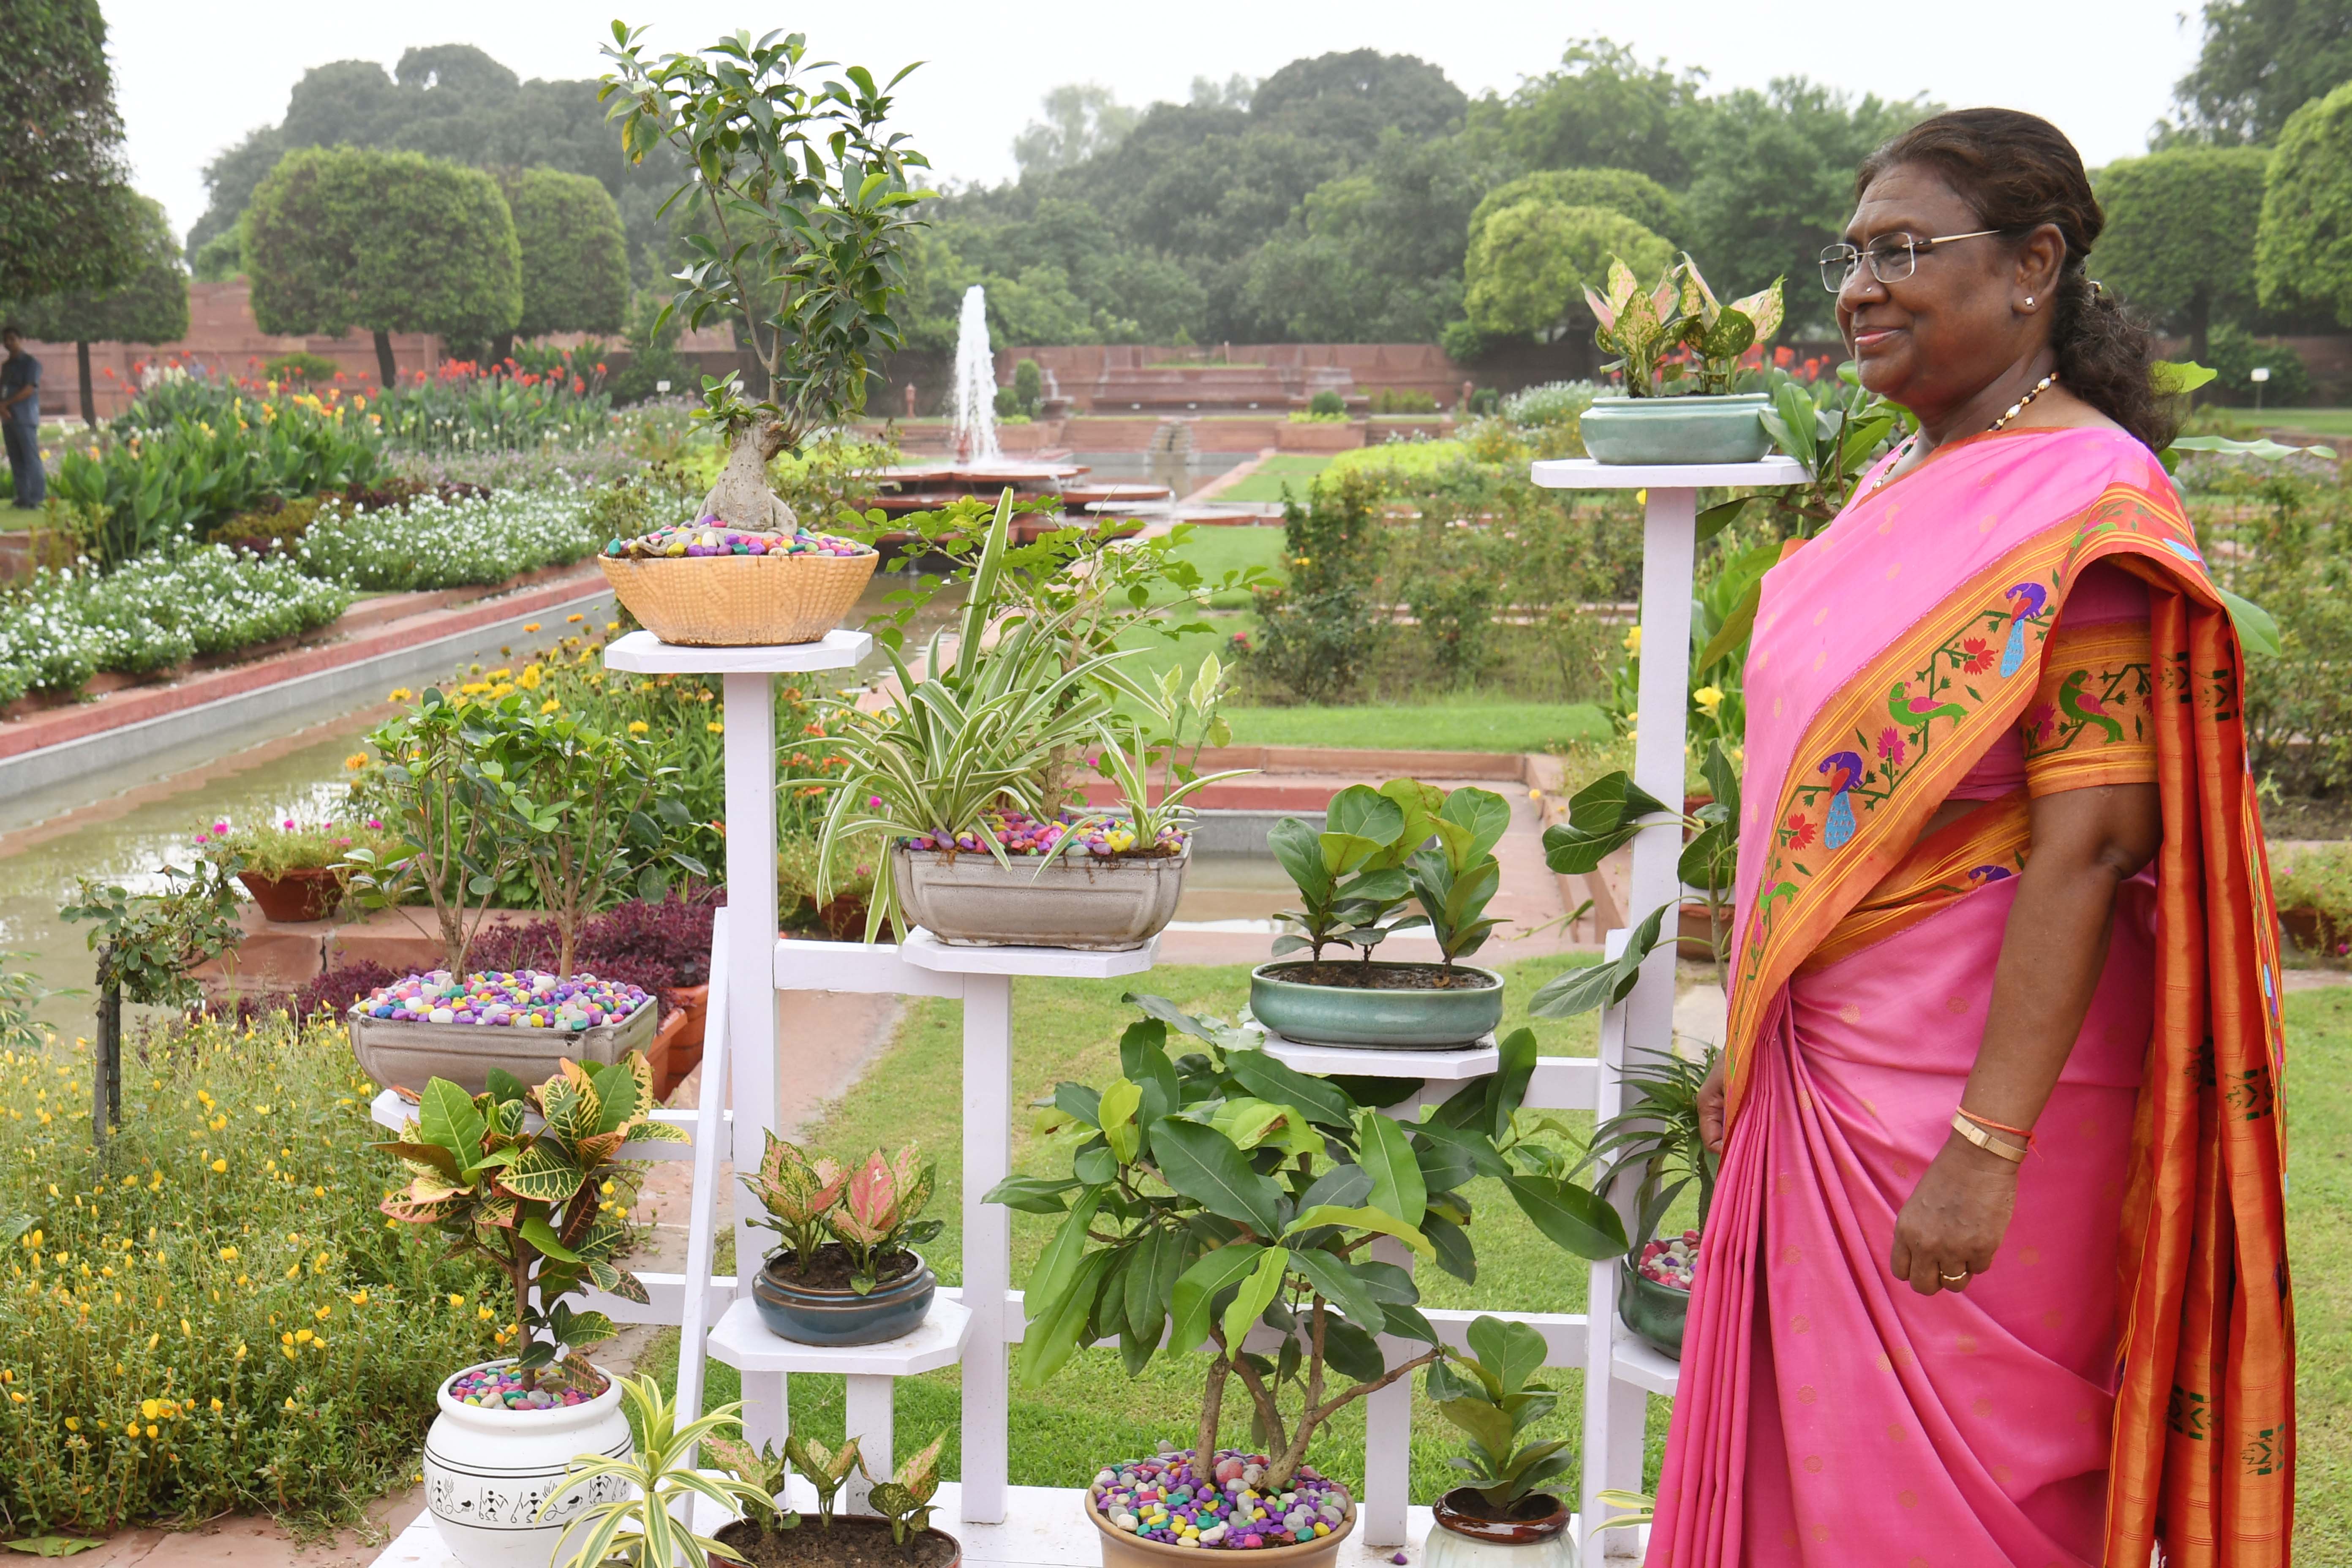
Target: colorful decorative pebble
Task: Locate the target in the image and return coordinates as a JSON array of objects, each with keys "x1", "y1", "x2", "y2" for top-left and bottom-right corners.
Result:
[
  {"x1": 1091, "y1": 1446, "x2": 1352, "y2": 1551},
  {"x1": 904, "y1": 808, "x2": 1187, "y2": 860},
  {"x1": 1638, "y1": 1228, "x2": 1701, "y2": 1291},
  {"x1": 446, "y1": 1363, "x2": 604, "y2": 1410},
  {"x1": 355, "y1": 969, "x2": 650, "y2": 1032},
  {"x1": 603, "y1": 517, "x2": 873, "y2": 560}
]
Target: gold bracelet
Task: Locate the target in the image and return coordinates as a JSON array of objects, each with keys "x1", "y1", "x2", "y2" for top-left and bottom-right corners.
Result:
[{"x1": 1950, "y1": 1111, "x2": 2029, "y2": 1164}]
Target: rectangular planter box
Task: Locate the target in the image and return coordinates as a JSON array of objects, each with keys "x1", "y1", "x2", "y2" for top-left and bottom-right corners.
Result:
[
  {"x1": 350, "y1": 996, "x2": 658, "y2": 1096},
  {"x1": 894, "y1": 843, "x2": 1189, "y2": 951}
]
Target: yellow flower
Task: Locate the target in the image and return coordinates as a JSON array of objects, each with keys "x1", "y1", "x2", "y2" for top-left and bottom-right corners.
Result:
[
  {"x1": 517, "y1": 664, "x2": 542, "y2": 690},
  {"x1": 1623, "y1": 625, "x2": 1643, "y2": 656},
  {"x1": 449, "y1": 1294, "x2": 466, "y2": 1309},
  {"x1": 218, "y1": 1247, "x2": 237, "y2": 1261},
  {"x1": 64, "y1": 1417, "x2": 78, "y2": 1431},
  {"x1": 606, "y1": 621, "x2": 620, "y2": 632},
  {"x1": 1693, "y1": 686, "x2": 1725, "y2": 716},
  {"x1": 523, "y1": 623, "x2": 541, "y2": 633},
  {"x1": 283, "y1": 1397, "x2": 297, "y2": 1412},
  {"x1": 210, "y1": 1398, "x2": 223, "y2": 1413},
  {"x1": 348, "y1": 1288, "x2": 368, "y2": 1306},
  {"x1": 706, "y1": 721, "x2": 723, "y2": 734},
  {"x1": 626, "y1": 721, "x2": 648, "y2": 735},
  {"x1": 387, "y1": 688, "x2": 414, "y2": 702},
  {"x1": 566, "y1": 613, "x2": 584, "y2": 623},
  {"x1": 540, "y1": 699, "x2": 561, "y2": 714},
  {"x1": 211, "y1": 1159, "x2": 226, "y2": 1173},
  {"x1": 342, "y1": 753, "x2": 368, "y2": 771}
]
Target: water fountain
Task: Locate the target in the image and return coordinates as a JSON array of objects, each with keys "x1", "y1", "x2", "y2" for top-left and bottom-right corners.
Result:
[{"x1": 875, "y1": 284, "x2": 1172, "y2": 540}]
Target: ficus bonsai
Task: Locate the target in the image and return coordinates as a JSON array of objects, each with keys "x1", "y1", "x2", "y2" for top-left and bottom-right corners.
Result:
[{"x1": 986, "y1": 998, "x2": 1626, "y2": 1491}]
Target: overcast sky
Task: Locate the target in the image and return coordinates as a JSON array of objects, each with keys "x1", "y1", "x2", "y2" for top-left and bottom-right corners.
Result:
[{"x1": 106, "y1": 0, "x2": 2207, "y2": 245}]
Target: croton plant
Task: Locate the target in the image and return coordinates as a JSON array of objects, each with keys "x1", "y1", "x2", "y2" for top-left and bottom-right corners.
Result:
[{"x1": 375, "y1": 1053, "x2": 686, "y2": 1390}]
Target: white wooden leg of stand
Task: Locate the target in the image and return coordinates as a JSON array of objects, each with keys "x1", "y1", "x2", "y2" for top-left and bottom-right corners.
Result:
[
  {"x1": 740, "y1": 1369, "x2": 787, "y2": 1454},
  {"x1": 843, "y1": 1375, "x2": 896, "y2": 1515},
  {"x1": 674, "y1": 910, "x2": 734, "y2": 1430},
  {"x1": 1360, "y1": 1236, "x2": 1413, "y2": 1546},
  {"x1": 960, "y1": 973, "x2": 1013, "y2": 1524}
]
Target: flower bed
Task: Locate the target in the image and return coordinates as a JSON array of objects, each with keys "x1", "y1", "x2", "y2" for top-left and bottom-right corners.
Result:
[
  {"x1": 0, "y1": 549, "x2": 353, "y2": 703},
  {"x1": 0, "y1": 1013, "x2": 505, "y2": 1531},
  {"x1": 296, "y1": 488, "x2": 642, "y2": 591}
]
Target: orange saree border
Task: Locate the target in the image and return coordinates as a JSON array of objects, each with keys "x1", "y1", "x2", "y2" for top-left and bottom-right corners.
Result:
[
  {"x1": 1724, "y1": 481, "x2": 2294, "y2": 1563},
  {"x1": 1794, "y1": 789, "x2": 2031, "y2": 975}
]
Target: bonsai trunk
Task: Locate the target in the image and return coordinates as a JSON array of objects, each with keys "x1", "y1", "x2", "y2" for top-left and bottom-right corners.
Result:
[
  {"x1": 75, "y1": 342, "x2": 94, "y2": 427},
  {"x1": 509, "y1": 1242, "x2": 538, "y2": 1391},
  {"x1": 1195, "y1": 1353, "x2": 1230, "y2": 1469},
  {"x1": 705, "y1": 419, "x2": 799, "y2": 532},
  {"x1": 372, "y1": 329, "x2": 398, "y2": 391}
]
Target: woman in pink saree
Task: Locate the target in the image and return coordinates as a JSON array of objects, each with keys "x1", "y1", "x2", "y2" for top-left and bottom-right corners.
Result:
[{"x1": 1646, "y1": 112, "x2": 2293, "y2": 1567}]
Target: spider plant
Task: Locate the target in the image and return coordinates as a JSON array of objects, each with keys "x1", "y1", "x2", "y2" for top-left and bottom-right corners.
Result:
[
  {"x1": 543, "y1": 1375, "x2": 773, "y2": 1568},
  {"x1": 1080, "y1": 717, "x2": 1255, "y2": 855},
  {"x1": 1573, "y1": 1044, "x2": 1718, "y2": 1246}
]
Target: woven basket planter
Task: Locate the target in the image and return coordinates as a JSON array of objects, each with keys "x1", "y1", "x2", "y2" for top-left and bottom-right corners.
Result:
[{"x1": 598, "y1": 549, "x2": 877, "y2": 647}]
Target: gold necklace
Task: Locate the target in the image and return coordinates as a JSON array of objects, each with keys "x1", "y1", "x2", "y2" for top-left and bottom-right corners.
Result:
[{"x1": 1871, "y1": 370, "x2": 2061, "y2": 493}]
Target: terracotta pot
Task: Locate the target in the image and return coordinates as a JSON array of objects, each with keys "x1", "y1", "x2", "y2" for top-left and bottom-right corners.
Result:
[
  {"x1": 239, "y1": 866, "x2": 346, "y2": 923},
  {"x1": 1086, "y1": 1486, "x2": 1355, "y2": 1568},
  {"x1": 2280, "y1": 906, "x2": 2333, "y2": 953},
  {"x1": 669, "y1": 983, "x2": 711, "y2": 1051},
  {"x1": 751, "y1": 1250, "x2": 936, "y2": 1346},
  {"x1": 1428, "y1": 1489, "x2": 1578, "y2": 1568},
  {"x1": 645, "y1": 1004, "x2": 692, "y2": 1103},
  {"x1": 714, "y1": 1515, "x2": 962, "y2": 1567}
]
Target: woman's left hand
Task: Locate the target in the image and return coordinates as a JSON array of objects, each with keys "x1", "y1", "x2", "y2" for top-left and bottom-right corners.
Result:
[{"x1": 1889, "y1": 1134, "x2": 2019, "y2": 1294}]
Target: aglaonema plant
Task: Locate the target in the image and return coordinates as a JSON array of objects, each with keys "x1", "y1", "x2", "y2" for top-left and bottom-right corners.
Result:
[
  {"x1": 1586, "y1": 255, "x2": 1783, "y2": 398},
  {"x1": 986, "y1": 998, "x2": 1625, "y2": 1490},
  {"x1": 830, "y1": 1144, "x2": 944, "y2": 1293},
  {"x1": 375, "y1": 1055, "x2": 687, "y2": 1390}
]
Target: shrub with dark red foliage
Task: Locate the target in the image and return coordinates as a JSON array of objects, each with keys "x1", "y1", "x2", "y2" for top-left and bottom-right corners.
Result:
[{"x1": 204, "y1": 958, "x2": 399, "y2": 1026}]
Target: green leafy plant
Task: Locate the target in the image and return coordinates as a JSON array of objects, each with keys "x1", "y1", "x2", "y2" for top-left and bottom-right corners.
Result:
[
  {"x1": 1585, "y1": 255, "x2": 1783, "y2": 398},
  {"x1": 1269, "y1": 780, "x2": 1508, "y2": 974},
  {"x1": 739, "y1": 1131, "x2": 849, "y2": 1266},
  {"x1": 784, "y1": 1431, "x2": 863, "y2": 1531},
  {"x1": 865, "y1": 1432, "x2": 947, "y2": 1545},
  {"x1": 342, "y1": 689, "x2": 521, "y2": 978},
  {"x1": 199, "y1": 816, "x2": 400, "y2": 879},
  {"x1": 828, "y1": 1144, "x2": 944, "y2": 1293},
  {"x1": 373, "y1": 1056, "x2": 687, "y2": 1389},
  {"x1": 600, "y1": 26, "x2": 932, "y2": 524},
  {"x1": 986, "y1": 1000, "x2": 1625, "y2": 1490},
  {"x1": 1425, "y1": 1315, "x2": 1572, "y2": 1511},
  {"x1": 0, "y1": 955, "x2": 62, "y2": 1054},
  {"x1": 1576, "y1": 1045, "x2": 1720, "y2": 1249},
  {"x1": 1405, "y1": 788, "x2": 1514, "y2": 980},
  {"x1": 546, "y1": 1376, "x2": 773, "y2": 1568}
]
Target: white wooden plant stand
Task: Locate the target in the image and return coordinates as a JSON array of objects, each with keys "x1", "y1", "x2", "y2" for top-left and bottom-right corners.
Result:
[{"x1": 366, "y1": 462, "x2": 1797, "y2": 1568}]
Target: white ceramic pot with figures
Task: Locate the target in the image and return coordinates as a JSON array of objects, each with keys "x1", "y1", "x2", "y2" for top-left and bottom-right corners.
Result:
[{"x1": 422, "y1": 1359, "x2": 634, "y2": 1568}]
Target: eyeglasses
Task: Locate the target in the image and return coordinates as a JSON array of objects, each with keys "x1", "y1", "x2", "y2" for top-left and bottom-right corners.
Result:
[{"x1": 1818, "y1": 229, "x2": 2011, "y2": 293}]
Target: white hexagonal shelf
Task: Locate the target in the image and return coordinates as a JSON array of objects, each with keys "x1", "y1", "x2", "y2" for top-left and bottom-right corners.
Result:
[{"x1": 705, "y1": 1292, "x2": 972, "y2": 1376}]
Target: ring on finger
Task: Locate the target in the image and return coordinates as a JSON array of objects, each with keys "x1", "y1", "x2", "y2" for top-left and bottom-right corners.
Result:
[{"x1": 1939, "y1": 1268, "x2": 1970, "y2": 1285}]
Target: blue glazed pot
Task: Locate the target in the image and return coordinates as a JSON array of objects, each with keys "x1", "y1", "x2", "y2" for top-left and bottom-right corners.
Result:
[
  {"x1": 751, "y1": 1250, "x2": 935, "y2": 1346},
  {"x1": 1249, "y1": 961, "x2": 1503, "y2": 1049},
  {"x1": 1579, "y1": 393, "x2": 1771, "y2": 465}
]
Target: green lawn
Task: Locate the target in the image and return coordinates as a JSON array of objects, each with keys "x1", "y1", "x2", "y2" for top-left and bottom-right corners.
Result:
[
  {"x1": 1162, "y1": 525, "x2": 1287, "y2": 608},
  {"x1": 2257, "y1": 408, "x2": 2352, "y2": 437},
  {"x1": 637, "y1": 955, "x2": 1673, "y2": 1499},
  {"x1": 1225, "y1": 701, "x2": 1611, "y2": 754},
  {"x1": 2, "y1": 502, "x2": 42, "y2": 530},
  {"x1": 2284, "y1": 986, "x2": 2352, "y2": 1560},
  {"x1": 1212, "y1": 455, "x2": 1331, "y2": 505}
]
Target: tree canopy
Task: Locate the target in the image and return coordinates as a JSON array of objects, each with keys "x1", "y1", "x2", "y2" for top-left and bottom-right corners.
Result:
[
  {"x1": 2093, "y1": 147, "x2": 2271, "y2": 359},
  {"x1": 508, "y1": 167, "x2": 629, "y2": 341},
  {"x1": 2256, "y1": 81, "x2": 2352, "y2": 325},
  {"x1": 1, "y1": 0, "x2": 138, "y2": 305},
  {"x1": 2161, "y1": 0, "x2": 2352, "y2": 147},
  {"x1": 11, "y1": 193, "x2": 188, "y2": 348},
  {"x1": 243, "y1": 147, "x2": 521, "y2": 384},
  {"x1": 1465, "y1": 203, "x2": 1672, "y2": 340}
]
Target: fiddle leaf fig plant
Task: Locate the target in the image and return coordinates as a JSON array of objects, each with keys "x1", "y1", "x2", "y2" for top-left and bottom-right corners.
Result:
[
  {"x1": 1426, "y1": 1315, "x2": 1573, "y2": 1510},
  {"x1": 987, "y1": 1001, "x2": 1625, "y2": 1492}
]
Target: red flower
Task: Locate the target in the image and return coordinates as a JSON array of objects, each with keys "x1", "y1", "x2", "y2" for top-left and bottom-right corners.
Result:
[
  {"x1": 2024, "y1": 702, "x2": 2056, "y2": 742},
  {"x1": 1783, "y1": 812, "x2": 1818, "y2": 850},
  {"x1": 1960, "y1": 636, "x2": 1996, "y2": 674},
  {"x1": 1876, "y1": 726, "x2": 1906, "y2": 765},
  {"x1": 572, "y1": 376, "x2": 587, "y2": 395},
  {"x1": 595, "y1": 362, "x2": 608, "y2": 375},
  {"x1": 1774, "y1": 345, "x2": 1794, "y2": 368}
]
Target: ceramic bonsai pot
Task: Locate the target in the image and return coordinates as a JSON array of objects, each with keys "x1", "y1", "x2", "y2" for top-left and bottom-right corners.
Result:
[
  {"x1": 1618, "y1": 1258, "x2": 1690, "y2": 1359},
  {"x1": 1426, "y1": 1488, "x2": 1578, "y2": 1568},
  {"x1": 1249, "y1": 961, "x2": 1504, "y2": 1049},
  {"x1": 714, "y1": 1514, "x2": 963, "y2": 1568},
  {"x1": 1086, "y1": 1487, "x2": 1356, "y2": 1568},
  {"x1": 1579, "y1": 393, "x2": 1771, "y2": 466},
  {"x1": 422, "y1": 1358, "x2": 632, "y2": 1568},
  {"x1": 238, "y1": 866, "x2": 346, "y2": 923},
  {"x1": 349, "y1": 991, "x2": 657, "y2": 1095},
  {"x1": 893, "y1": 843, "x2": 1188, "y2": 951},
  {"x1": 751, "y1": 1249, "x2": 936, "y2": 1346}
]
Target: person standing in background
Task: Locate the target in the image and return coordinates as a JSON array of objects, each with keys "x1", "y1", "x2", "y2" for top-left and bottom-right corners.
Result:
[{"x1": 0, "y1": 325, "x2": 46, "y2": 510}]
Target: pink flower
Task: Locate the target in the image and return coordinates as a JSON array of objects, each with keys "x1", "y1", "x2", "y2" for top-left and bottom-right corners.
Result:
[
  {"x1": 2024, "y1": 701, "x2": 2056, "y2": 742},
  {"x1": 213, "y1": 820, "x2": 229, "y2": 834},
  {"x1": 1876, "y1": 726, "x2": 1906, "y2": 766},
  {"x1": 365, "y1": 818, "x2": 384, "y2": 830},
  {"x1": 283, "y1": 819, "x2": 297, "y2": 830}
]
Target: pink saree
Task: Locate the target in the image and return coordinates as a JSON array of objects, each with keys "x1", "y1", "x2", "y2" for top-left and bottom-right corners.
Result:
[{"x1": 1646, "y1": 428, "x2": 2294, "y2": 1568}]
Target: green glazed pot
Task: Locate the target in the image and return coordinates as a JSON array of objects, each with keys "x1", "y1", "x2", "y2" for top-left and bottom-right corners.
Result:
[
  {"x1": 1617, "y1": 1258, "x2": 1690, "y2": 1359},
  {"x1": 1579, "y1": 393, "x2": 1771, "y2": 466},
  {"x1": 1249, "y1": 961, "x2": 1503, "y2": 1049}
]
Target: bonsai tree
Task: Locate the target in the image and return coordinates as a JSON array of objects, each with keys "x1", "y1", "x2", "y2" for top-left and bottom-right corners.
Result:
[
  {"x1": 375, "y1": 1055, "x2": 688, "y2": 1391},
  {"x1": 741, "y1": 1135, "x2": 943, "y2": 1293},
  {"x1": 1426, "y1": 1315, "x2": 1573, "y2": 1518},
  {"x1": 987, "y1": 999, "x2": 1625, "y2": 1490},
  {"x1": 600, "y1": 26, "x2": 933, "y2": 530}
]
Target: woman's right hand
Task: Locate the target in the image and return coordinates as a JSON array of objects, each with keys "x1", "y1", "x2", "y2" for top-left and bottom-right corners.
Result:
[{"x1": 1698, "y1": 1051, "x2": 1727, "y2": 1157}]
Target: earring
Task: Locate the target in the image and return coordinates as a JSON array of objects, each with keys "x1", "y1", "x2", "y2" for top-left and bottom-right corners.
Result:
[{"x1": 2024, "y1": 296, "x2": 2036, "y2": 308}]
